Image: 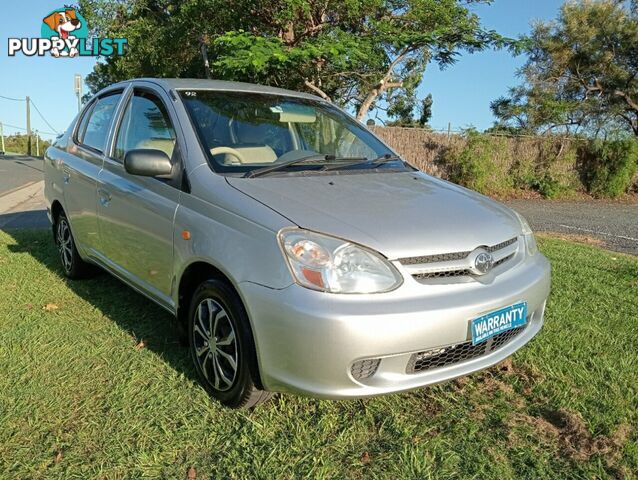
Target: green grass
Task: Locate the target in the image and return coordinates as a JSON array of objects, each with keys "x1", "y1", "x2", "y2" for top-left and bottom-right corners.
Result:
[{"x1": 0, "y1": 230, "x2": 636, "y2": 479}]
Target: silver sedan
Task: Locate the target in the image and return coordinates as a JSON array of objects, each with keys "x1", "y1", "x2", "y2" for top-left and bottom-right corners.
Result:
[{"x1": 44, "y1": 78, "x2": 550, "y2": 408}]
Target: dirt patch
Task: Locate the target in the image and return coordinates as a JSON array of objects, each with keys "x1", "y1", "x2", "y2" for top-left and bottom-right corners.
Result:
[
  {"x1": 543, "y1": 409, "x2": 599, "y2": 461},
  {"x1": 450, "y1": 359, "x2": 546, "y2": 411},
  {"x1": 478, "y1": 375, "x2": 516, "y2": 396},
  {"x1": 508, "y1": 412, "x2": 561, "y2": 447},
  {"x1": 488, "y1": 358, "x2": 545, "y2": 396},
  {"x1": 493, "y1": 358, "x2": 544, "y2": 380},
  {"x1": 511, "y1": 408, "x2": 632, "y2": 464},
  {"x1": 493, "y1": 357, "x2": 515, "y2": 375}
]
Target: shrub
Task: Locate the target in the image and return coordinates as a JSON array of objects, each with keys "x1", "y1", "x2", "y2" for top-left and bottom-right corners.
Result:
[
  {"x1": 512, "y1": 138, "x2": 581, "y2": 199},
  {"x1": 531, "y1": 174, "x2": 566, "y2": 199},
  {"x1": 580, "y1": 139, "x2": 638, "y2": 198},
  {"x1": 444, "y1": 131, "x2": 513, "y2": 195}
]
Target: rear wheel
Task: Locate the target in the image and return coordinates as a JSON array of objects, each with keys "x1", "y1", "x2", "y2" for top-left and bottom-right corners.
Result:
[
  {"x1": 188, "y1": 279, "x2": 272, "y2": 409},
  {"x1": 54, "y1": 211, "x2": 94, "y2": 279}
]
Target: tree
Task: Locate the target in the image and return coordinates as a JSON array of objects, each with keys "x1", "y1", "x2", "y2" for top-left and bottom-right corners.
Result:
[
  {"x1": 386, "y1": 93, "x2": 433, "y2": 127},
  {"x1": 80, "y1": 0, "x2": 507, "y2": 120},
  {"x1": 79, "y1": 0, "x2": 235, "y2": 95},
  {"x1": 492, "y1": 0, "x2": 638, "y2": 137},
  {"x1": 2, "y1": 133, "x2": 51, "y2": 156}
]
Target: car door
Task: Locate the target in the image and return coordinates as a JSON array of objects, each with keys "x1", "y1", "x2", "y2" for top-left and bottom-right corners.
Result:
[
  {"x1": 96, "y1": 85, "x2": 183, "y2": 310},
  {"x1": 64, "y1": 91, "x2": 123, "y2": 254}
]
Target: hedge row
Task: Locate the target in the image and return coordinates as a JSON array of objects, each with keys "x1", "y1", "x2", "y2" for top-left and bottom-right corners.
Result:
[{"x1": 372, "y1": 127, "x2": 638, "y2": 199}]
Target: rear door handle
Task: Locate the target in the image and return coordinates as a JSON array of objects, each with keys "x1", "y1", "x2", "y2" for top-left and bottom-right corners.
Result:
[
  {"x1": 98, "y1": 188, "x2": 112, "y2": 207},
  {"x1": 63, "y1": 167, "x2": 71, "y2": 184}
]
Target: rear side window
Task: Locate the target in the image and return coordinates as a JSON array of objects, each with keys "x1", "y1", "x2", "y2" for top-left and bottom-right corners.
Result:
[{"x1": 78, "y1": 93, "x2": 122, "y2": 153}]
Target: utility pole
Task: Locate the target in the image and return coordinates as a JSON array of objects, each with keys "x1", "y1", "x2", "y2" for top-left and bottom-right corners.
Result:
[
  {"x1": 26, "y1": 96, "x2": 32, "y2": 156},
  {"x1": 35, "y1": 130, "x2": 40, "y2": 157},
  {"x1": 74, "y1": 74, "x2": 83, "y2": 113},
  {"x1": 0, "y1": 122, "x2": 5, "y2": 153}
]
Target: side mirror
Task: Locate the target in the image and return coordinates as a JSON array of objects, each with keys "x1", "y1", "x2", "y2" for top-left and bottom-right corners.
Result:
[{"x1": 124, "y1": 149, "x2": 173, "y2": 177}]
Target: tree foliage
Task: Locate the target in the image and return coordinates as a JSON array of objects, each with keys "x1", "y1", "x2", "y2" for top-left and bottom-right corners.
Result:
[
  {"x1": 1, "y1": 133, "x2": 52, "y2": 156},
  {"x1": 492, "y1": 0, "x2": 638, "y2": 137},
  {"x1": 80, "y1": 0, "x2": 508, "y2": 120},
  {"x1": 386, "y1": 93, "x2": 433, "y2": 126}
]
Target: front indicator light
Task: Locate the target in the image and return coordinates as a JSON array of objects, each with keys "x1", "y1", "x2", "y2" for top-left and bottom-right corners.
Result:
[{"x1": 514, "y1": 212, "x2": 538, "y2": 256}]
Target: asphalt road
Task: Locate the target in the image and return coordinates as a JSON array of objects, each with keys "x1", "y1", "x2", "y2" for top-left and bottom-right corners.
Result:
[
  {"x1": 1, "y1": 155, "x2": 636, "y2": 255},
  {"x1": 506, "y1": 199, "x2": 638, "y2": 255},
  {"x1": 0, "y1": 154, "x2": 44, "y2": 196}
]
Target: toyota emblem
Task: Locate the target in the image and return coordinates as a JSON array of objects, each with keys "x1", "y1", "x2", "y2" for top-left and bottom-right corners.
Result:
[{"x1": 473, "y1": 251, "x2": 494, "y2": 275}]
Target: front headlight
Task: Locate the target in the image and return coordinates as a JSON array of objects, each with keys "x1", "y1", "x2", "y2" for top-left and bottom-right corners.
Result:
[
  {"x1": 514, "y1": 212, "x2": 538, "y2": 256},
  {"x1": 278, "y1": 229, "x2": 403, "y2": 293}
]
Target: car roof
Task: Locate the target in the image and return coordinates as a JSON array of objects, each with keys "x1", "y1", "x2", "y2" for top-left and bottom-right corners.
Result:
[{"x1": 107, "y1": 78, "x2": 324, "y2": 102}]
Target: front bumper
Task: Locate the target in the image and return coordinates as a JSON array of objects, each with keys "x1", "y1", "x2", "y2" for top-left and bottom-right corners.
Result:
[{"x1": 240, "y1": 253, "x2": 551, "y2": 399}]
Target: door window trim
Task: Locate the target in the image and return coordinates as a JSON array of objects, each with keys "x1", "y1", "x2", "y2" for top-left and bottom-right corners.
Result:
[
  {"x1": 109, "y1": 87, "x2": 178, "y2": 163},
  {"x1": 73, "y1": 89, "x2": 125, "y2": 155},
  {"x1": 107, "y1": 84, "x2": 185, "y2": 190}
]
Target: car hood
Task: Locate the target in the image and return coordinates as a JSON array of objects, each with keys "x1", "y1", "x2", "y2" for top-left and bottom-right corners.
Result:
[{"x1": 226, "y1": 172, "x2": 522, "y2": 259}]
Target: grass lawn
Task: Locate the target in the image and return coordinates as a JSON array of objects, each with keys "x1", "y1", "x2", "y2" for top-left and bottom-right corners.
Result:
[{"x1": 0, "y1": 229, "x2": 636, "y2": 479}]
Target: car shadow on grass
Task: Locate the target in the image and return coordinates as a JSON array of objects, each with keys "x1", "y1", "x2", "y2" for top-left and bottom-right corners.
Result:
[{"x1": 6, "y1": 228, "x2": 201, "y2": 386}]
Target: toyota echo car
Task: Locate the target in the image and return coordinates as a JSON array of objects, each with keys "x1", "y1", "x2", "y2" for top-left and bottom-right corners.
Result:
[{"x1": 44, "y1": 78, "x2": 551, "y2": 409}]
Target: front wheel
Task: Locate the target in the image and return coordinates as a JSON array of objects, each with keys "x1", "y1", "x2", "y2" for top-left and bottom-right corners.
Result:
[{"x1": 188, "y1": 279, "x2": 272, "y2": 409}]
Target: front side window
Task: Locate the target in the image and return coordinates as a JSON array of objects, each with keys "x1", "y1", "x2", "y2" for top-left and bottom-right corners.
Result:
[
  {"x1": 79, "y1": 93, "x2": 122, "y2": 153},
  {"x1": 180, "y1": 91, "x2": 402, "y2": 175},
  {"x1": 114, "y1": 90, "x2": 176, "y2": 162}
]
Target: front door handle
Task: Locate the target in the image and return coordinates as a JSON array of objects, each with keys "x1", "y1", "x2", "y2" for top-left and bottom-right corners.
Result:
[
  {"x1": 62, "y1": 167, "x2": 71, "y2": 184},
  {"x1": 98, "y1": 188, "x2": 112, "y2": 207}
]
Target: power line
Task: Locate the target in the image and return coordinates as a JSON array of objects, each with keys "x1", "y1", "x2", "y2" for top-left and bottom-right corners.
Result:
[
  {"x1": 1, "y1": 122, "x2": 58, "y2": 136},
  {"x1": 30, "y1": 99, "x2": 61, "y2": 135},
  {"x1": 1, "y1": 93, "x2": 61, "y2": 135},
  {"x1": 2, "y1": 122, "x2": 27, "y2": 131},
  {"x1": 0, "y1": 94, "x2": 26, "y2": 102}
]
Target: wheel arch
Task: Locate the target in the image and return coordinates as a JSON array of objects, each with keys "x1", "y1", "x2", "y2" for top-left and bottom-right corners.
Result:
[
  {"x1": 50, "y1": 199, "x2": 64, "y2": 243},
  {"x1": 177, "y1": 260, "x2": 265, "y2": 390}
]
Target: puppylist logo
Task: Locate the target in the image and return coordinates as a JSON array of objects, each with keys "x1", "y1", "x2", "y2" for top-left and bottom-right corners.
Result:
[{"x1": 8, "y1": 6, "x2": 127, "y2": 58}]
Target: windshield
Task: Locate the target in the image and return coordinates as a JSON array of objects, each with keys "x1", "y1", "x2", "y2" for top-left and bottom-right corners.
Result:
[{"x1": 179, "y1": 90, "x2": 402, "y2": 175}]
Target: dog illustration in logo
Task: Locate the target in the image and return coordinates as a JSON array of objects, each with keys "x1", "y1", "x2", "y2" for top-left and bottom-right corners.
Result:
[{"x1": 43, "y1": 9, "x2": 82, "y2": 57}]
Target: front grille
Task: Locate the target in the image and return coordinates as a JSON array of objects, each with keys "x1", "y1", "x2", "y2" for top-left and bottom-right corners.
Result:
[
  {"x1": 399, "y1": 237, "x2": 517, "y2": 266},
  {"x1": 351, "y1": 358, "x2": 381, "y2": 380},
  {"x1": 406, "y1": 325, "x2": 526, "y2": 374},
  {"x1": 487, "y1": 237, "x2": 517, "y2": 252},
  {"x1": 399, "y1": 237, "x2": 519, "y2": 281},
  {"x1": 400, "y1": 251, "x2": 470, "y2": 265},
  {"x1": 413, "y1": 269, "x2": 472, "y2": 280},
  {"x1": 493, "y1": 253, "x2": 515, "y2": 269}
]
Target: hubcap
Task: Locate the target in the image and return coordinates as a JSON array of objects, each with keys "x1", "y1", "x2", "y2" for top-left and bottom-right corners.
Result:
[
  {"x1": 193, "y1": 298, "x2": 238, "y2": 392},
  {"x1": 57, "y1": 219, "x2": 73, "y2": 272}
]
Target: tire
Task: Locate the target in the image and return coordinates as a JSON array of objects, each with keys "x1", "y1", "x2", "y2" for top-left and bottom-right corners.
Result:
[
  {"x1": 54, "y1": 211, "x2": 94, "y2": 279},
  {"x1": 188, "y1": 278, "x2": 272, "y2": 409}
]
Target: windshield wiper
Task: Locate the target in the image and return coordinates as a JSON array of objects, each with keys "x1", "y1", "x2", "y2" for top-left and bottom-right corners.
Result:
[
  {"x1": 320, "y1": 153, "x2": 403, "y2": 172},
  {"x1": 244, "y1": 154, "x2": 365, "y2": 178}
]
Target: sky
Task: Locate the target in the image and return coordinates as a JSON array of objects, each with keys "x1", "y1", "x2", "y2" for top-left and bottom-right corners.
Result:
[{"x1": 0, "y1": 0, "x2": 561, "y2": 141}]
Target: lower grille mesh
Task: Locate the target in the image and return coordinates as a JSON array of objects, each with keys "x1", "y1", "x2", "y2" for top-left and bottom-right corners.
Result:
[
  {"x1": 351, "y1": 358, "x2": 381, "y2": 380},
  {"x1": 413, "y1": 269, "x2": 472, "y2": 280},
  {"x1": 406, "y1": 325, "x2": 526, "y2": 374}
]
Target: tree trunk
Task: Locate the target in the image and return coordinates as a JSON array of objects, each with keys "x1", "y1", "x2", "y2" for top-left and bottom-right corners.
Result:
[
  {"x1": 304, "y1": 80, "x2": 332, "y2": 102},
  {"x1": 355, "y1": 49, "x2": 411, "y2": 121},
  {"x1": 200, "y1": 36, "x2": 211, "y2": 79},
  {"x1": 356, "y1": 80, "x2": 402, "y2": 121}
]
